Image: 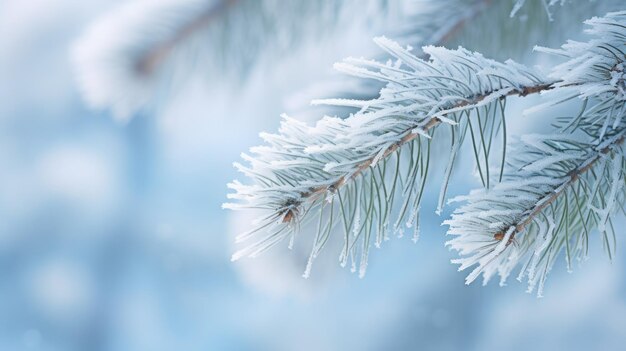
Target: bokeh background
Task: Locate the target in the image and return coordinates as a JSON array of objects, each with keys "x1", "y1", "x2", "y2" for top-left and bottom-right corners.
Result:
[{"x1": 2, "y1": 1, "x2": 626, "y2": 350}]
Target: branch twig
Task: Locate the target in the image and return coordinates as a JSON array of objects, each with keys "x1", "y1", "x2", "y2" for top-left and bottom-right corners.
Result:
[
  {"x1": 286, "y1": 81, "x2": 558, "y2": 219},
  {"x1": 502, "y1": 134, "x2": 625, "y2": 240}
]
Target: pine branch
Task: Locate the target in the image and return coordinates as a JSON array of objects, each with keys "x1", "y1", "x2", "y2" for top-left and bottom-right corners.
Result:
[
  {"x1": 445, "y1": 131, "x2": 625, "y2": 296},
  {"x1": 513, "y1": 135, "x2": 624, "y2": 236},
  {"x1": 305, "y1": 82, "x2": 554, "y2": 204},
  {"x1": 446, "y1": 11, "x2": 626, "y2": 296},
  {"x1": 227, "y1": 10, "x2": 626, "y2": 287},
  {"x1": 225, "y1": 38, "x2": 551, "y2": 276}
]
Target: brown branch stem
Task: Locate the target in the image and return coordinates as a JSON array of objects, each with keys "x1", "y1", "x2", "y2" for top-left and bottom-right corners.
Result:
[
  {"x1": 507, "y1": 134, "x2": 625, "y2": 239},
  {"x1": 285, "y1": 81, "x2": 559, "y2": 219}
]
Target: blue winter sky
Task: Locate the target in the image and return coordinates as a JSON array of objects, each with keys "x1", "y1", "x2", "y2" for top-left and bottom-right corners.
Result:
[{"x1": 1, "y1": 1, "x2": 626, "y2": 350}]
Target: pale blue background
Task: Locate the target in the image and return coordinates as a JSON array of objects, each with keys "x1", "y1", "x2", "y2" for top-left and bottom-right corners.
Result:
[{"x1": 1, "y1": 1, "x2": 625, "y2": 350}]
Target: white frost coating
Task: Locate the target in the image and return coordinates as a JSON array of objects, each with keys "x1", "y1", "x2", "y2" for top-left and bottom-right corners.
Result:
[{"x1": 226, "y1": 36, "x2": 547, "y2": 277}]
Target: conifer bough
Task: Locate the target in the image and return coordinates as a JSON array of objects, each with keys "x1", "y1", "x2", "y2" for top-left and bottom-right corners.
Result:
[{"x1": 226, "y1": 11, "x2": 626, "y2": 295}]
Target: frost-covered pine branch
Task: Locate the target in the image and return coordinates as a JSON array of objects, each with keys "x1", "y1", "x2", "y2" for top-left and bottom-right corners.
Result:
[
  {"x1": 225, "y1": 37, "x2": 553, "y2": 277},
  {"x1": 446, "y1": 11, "x2": 626, "y2": 296},
  {"x1": 445, "y1": 131, "x2": 625, "y2": 297},
  {"x1": 72, "y1": 0, "x2": 489, "y2": 120},
  {"x1": 227, "y1": 10, "x2": 626, "y2": 291}
]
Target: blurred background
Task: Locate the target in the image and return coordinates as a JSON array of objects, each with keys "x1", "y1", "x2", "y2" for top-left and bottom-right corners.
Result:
[{"x1": 1, "y1": 0, "x2": 626, "y2": 350}]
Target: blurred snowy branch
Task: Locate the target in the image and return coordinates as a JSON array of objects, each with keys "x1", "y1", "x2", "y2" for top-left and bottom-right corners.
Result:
[{"x1": 72, "y1": 0, "x2": 490, "y2": 120}]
